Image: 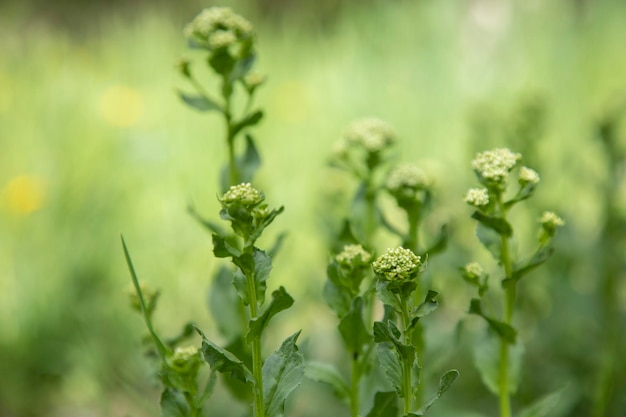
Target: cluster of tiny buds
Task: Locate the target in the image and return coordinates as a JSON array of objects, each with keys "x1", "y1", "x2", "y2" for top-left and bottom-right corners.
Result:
[
  {"x1": 184, "y1": 7, "x2": 253, "y2": 49},
  {"x1": 372, "y1": 247, "x2": 422, "y2": 282},
  {"x1": 472, "y1": 148, "x2": 521, "y2": 184},
  {"x1": 465, "y1": 187, "x2": 489, "y2": 207},
  {"x1": 386, "y1": 164, "x2": 429, "y2": 197},
  {"x1": 464, "y1": 262, "x2": 484, "y2": 280},
  {"x1": 344, "y1": 117, "x2": 396, "y2": 153},
  {"x1": 244, "y1": 72, "x2": 266, "y2": 89},
  {"x1": 540, "y1": 211, "x2": 565, "y2": 229},
  {"x1": 171, "y1": 346, "x2": 200, "y2": 363},
  {"x1": 519, "y1": 166, "x2": 540, "y2": 185},
  {"x1": 335, "y1": 244, "x2": 372, "y2": 267},
  {"x1": 221, "y1": 183, "x2": 264, "y2": 206}
]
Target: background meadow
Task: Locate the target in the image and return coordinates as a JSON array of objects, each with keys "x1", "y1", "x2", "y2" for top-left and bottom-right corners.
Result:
[{"x1": 1, "y1": 0, "x2": 625, "y2": 416}]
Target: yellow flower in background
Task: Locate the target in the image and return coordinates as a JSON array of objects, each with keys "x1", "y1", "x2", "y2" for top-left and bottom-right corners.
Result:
[
  {"x1": 3, "y1": 175, "x2": 45, "y2": 215},
  {"x1": 99, "y1": 85, "x2": 143, "y2": 127}
]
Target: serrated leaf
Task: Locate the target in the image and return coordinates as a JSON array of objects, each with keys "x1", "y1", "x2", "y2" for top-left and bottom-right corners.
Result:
[
  {"x1": 200, "y1": 338, "x2": 254, "y2": 385},
  {"x1": 473, "y1": 333, "x2": 524, "y2": 395},
  {"x1": 305, "y1": 361, "x2": 350, "y2": 403},
  {"x1": 376, "y1": 343, "x2": 404, "y2": 396},
  {"x1": 178, "y1": 91, "x2": 222, "y2": 112},
  {"x1": 263, "y1": 331, "x2": 305, "y2": 417},
  {"x1": 376, "y1": 280, "x2": 403, "y2": 313},
  {"x1": 247, "y1": 287, "x2": 294, "y2": 344},
  {"x1": 373, "y1": 321, "x2": 414, "y2": 362},
  {"x1": 221, "y1": 336, "x2": 253, "y2": 402},
  {"x1": 338, "y1": 296, "x2": 372, "y2": 355},
  {"x1": 412, "y1": 370, "x2": 459, "y2": 416},
  {"x1": 212, "y1": 233, "x2": 241, "y2": 258},
  {"x1": 365, "y1": 391, "x2": 399, "y2": 417},
  {"x1": 232, "y1": 110, "x2": 264, "y2": 138},
  {"x1": 518, "y1": 386, "x2": 565, "y2": 417},
  {"x1": 472, "y1": 211, "x2": 513, "y2": 236},
  {"x1": 209, "y1": 266, "x2": 243, "y2": 340},
  {"x1": 160, "y1": 388, "x2": 189, "y2": 417}
]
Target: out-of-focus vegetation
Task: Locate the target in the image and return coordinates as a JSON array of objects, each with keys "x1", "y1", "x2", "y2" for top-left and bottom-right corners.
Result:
[{"x1": 1, "y1": 0, "x2": 625, "y2": 416}]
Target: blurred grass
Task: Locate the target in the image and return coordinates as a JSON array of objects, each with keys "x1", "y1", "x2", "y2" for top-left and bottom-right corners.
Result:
[{"x1": 1, "y1": 1, "x2": 625, "y2": 416}]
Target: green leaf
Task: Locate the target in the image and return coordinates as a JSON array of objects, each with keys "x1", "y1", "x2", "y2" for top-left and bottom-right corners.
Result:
[
  {"x1": 237, "y1": 134, "x2": 262, "y2": 183},
  {"x1": 376, "y1": 281, "x2": 403, "y2": 313},
  {"x1": 268, "y1": 232, "x2": 288, "y2": 259},
  {"x1": 338, "y1": 297, "x2": 372, "y2": 355},
  {"x1": 504, "y1": 183, "x2": 536, "y2": 209},
  {"x1": 165, "y1": 322, "x2": 196, "y2": 348},
  {"x1": 160, "y1": 388, "x2": 189, "y2": 417},
  {"x1": 252, "y1": 248, "x2": 272, "y2": 305},
  {"x1": 187, "y1": 205, "x2": 227, "y2": 235},
  {"x1": 423, "y1": 224, "x2": 449, "y2": 257},
  {"x1": 231, "y1": 53, "x2": 256, "y2": 81},
  {"x1": 247, "y1": 286, "x2": 294, "y2": 344},
  {"x1": 323, "y1": 276, "x2": 352, "y2": 318},
  {"x1": 473, "y1": 333, "x2": 524, "y2": 395},
  {"x1": 198, "y1": 370, "x2": 218, "y2": 404},
  {"x1": 376, "y1": 343, "x2": 404, "y2": 396},
  {"x1": 263, "y1": 331, "x2": 305, "y2": 417},
  {"x1": 305, "y1": 361, "x2": 350, "y2": 403},
  {"x1": 212, "y1": 233, "x2": 241, "y2": 258},
  {"x1": 232, "y1": 249, "x2": 272, "y2": 306},
  {"x1": 518, "y1": 386, "x2": 565, "y2": 417},
  {"x1": 415, "y1": 290, "x2": 439, "y2": 318},
  {"x1": 198, "y1": 335, "x2": 254, "y2": 385},
  {"x1": 412, "y1": 370, "x2": 459, "y2": 416},
  {"x1": 221, "y1": 336, "x2": 253, "y2": 402},
  {"x1": 476, "y1": 223, "x2": 502, "y2": 260},
  {"x1": 469, "y1": 299, "x2": 517, "y2": 344},
  {"x1": 373, "y1": 321, "x2": 414, "y2": 362},
  {"x1": 365, "y1": 391, "x2": 400, "y2": 417},
  {"x1": 510, "y1": 247, "x2": 554, "y2": 282},
  {"x1": 232, "y1": 110, "x2": 264, "y2": 138},
  {"x1": 350, "y1": 183, "x2": 379, "y2": 245},
  {"x1": 471, "y1": 211, "x2": 513, "y2": 236},
  {"x1": 178, "y1": 91, "x2": 222, "y2": 112},
  {"x1": 209, "y1": 266, "x2": 243, "y2": 340}
]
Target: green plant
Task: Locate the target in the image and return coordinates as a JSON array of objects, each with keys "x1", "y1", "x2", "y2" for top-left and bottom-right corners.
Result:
[{"x1": 462, "y1": 148, "x2": 564, "y2": 417}]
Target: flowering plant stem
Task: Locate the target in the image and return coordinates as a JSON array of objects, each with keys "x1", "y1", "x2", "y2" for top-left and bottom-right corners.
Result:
[{"x1": 498, "y1": 196, "x2": 514, "y2": 417}]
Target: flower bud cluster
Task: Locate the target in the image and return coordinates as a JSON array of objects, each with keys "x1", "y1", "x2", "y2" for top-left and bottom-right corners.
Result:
[
  {"x1": 465, "y1": 187, "x2": 489, "y2": 207},
  {"x1": 221, "y1": 182, "x2": 264, "y2": 207},
  {"x1": 519, "y1": 166, "x2": 540, "y2": 185},
  {"x1": 472, "y1": 148, "x2": 521, "y2": 185},
  {"x1": 167, "y1": 345, "x2": 202, "y2": 376},
  {"x1": 184, "y1": 7, "x2": 253, "y2": 52},
  {"x1": 372, "y1": 247, "x2": 422, "y2": 282},
  {"x1": 463, "y1": 262, "x2": 484, "y2": 280},
  {"x1": 336, "y1": 244, "x2": 372, "y2": 270},
  {"x1": 344, "y1": 117, "x2": 396, "y2": 153},
  {"x1": 386, "y1": 164, "x2": 429, "y2": 202}
]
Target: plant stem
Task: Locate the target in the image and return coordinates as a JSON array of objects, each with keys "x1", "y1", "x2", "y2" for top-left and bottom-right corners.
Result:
[
  {"x1": 223, "y1": 80, "x2": 238, "y2": 188},
  {"x1": 400, "y1": 296, "x2": 414, "y2": 415},
  {"x1": 246, "y1": 262, "x2": 265, "y2": 417},
  {"x1": 498, "y1": 196, "x2": 514, "y2": 417},
  {"x1": 350, "y1": 356, "x2": 360, "y2": 417}
]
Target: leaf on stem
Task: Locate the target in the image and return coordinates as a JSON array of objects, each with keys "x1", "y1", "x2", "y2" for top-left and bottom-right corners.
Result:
[
  {"x1": 473, "y1": 332, "x2": 524, "y2": 395},
  {"x1": 373, "y1": 321, "x2": 414, "y2": 362},
  {"x1": 423, "y1": 224, "x2": 449, "y2": 257},
  {"x1": 350, "y1": 183, "x2": 380, "y2": 245},
  {"x1": 304, "y1": 361, "x2": 350, "y2": 403},
  {"x1": 410, "y1": 370, "x2": 459, "y2": 416},
  {"x1": 199, "y1": 337, "x2": 255, "y2": 385},
  {"x1": 338, "y1": 296, "x2": 372, "y2": 355},
  {"x1": 212, "y1": 233, "x2": 242, "y2": 258},
  {"x1": 476, "y1": 223, "x2": 502, "y2": 260},
  {"x1": 209, "y1": 266, "x2": 243, "y2": 340},
  {"x1": 160, "y1": 388, "x2": 190, "y2": 417},
  {"x1": 468, "y1": 299, "x2": 517, "y2": 344},
  {"x1": 508, "y1": 246, "x2": 554, "y2": 283},
  {"x1": 376, "y1": 343, "x2": 404, "y2": 396},
  {"x1": 408, "y1": 290, "x2": 439, "y2": 331},
  {"x1": 178, "y1": 91, "x2": 222, "y2": 112},
  {"x1": 375, "y1": 281, "x2": 403, "y2": 313},
  {"x1": 518, "y1": 386, "x2": 566, "y2": 417},
  {"x1": 232, "y1": 110, "x2": 264, "y2": 138},
  {"x1": 247, "y1": 286, "x2": 294, "y2": 344},
  {"x1": 471, "y1": 211, "x2": 513, "y2": 237},
  {"x1": 237, "y1": 134, "x2": 262, "y2": 183},
  {"x1": 365, "y1": 391, "x2": 400, "y2": 417},
  {"x1": 263, "y1": 331, "x2": 305, "y2": 417}
]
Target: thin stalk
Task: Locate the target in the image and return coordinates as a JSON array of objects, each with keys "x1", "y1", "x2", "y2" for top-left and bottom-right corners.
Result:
[
  {"x1": 497, "y1": 195, "x2": 514, "y2": 417},
  {"x1": 350, "y1": 357, "x2": 360, "y2": 417},
  {"x1": 400, "y1": 296, "x2": 414, "y2": 415},
  {"x1": 245, "y1": 254, "x2": 265, "y2": 417}
]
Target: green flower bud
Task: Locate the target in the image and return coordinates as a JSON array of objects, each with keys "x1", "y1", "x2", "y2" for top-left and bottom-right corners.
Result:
[
  {"x1": 518, "y1": 166, "x2": 540, "y2": 185},
  {"x1": 221, "y1": 183, "x2": 264, "y2": 208},
  {"x1": 463, "y1": 262, "x2": 484, "y2": 280},
  {"x1": 167, "y1": 345, "x2": 202, "y2": 375},
  {"x1": 336, "y1": 244, "x2": 372, "y2": 270},
  {"x1": 465, "y1": 187, "x2": 489, "y2": 207},
  {"x1": 372, "y1": 247, "x2": 422, "y2": 282},
  {"x1": 344, "y1": 117, "x2": 396, "y2": 153},
  {"x1": 386, "y1": 164, "x2": 429, "y2": 202},
  {"x1": 472, "y1": 148, "x2": 521, "y2": 186}
]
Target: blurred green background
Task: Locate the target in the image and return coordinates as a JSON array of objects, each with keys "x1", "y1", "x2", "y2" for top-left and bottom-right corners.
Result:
[{"x1": 1, "y1": 0, "x2": 625, "y2": 416}]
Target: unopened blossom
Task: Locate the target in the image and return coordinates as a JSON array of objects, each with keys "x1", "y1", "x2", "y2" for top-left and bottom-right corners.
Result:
[
  {"x1": 336, "y1": 244, "x2": 372, "y2": 268},
  {"x1": 386, "y1": 164, "x2": 428, "y2": 201},
  {"x1": 519, "y1": 166, "x2": 540, "y2": 185},
  {"x1": 344, "y1": 117, "x2": 396, "y2": 153},
  {"x1": 184, "y1": 7, "x2": 253, "y2": 49},
  {"x1": 372, "y1": 247, "x2": 422, "y2": 282},
  {"x1": 221, "y1": 183, "x2": 263, "y2": 206},
  {"x1": 472, "y1": 148, "x2": 521, "y2": 184},
  {"x1": 465, "y1": 188, "x2": 489, "y2": 207},
  {"x1": 540, "y1": 211, "x2": 565, "y2": 229},
  {"x1": 464, "y1": 262, "x2": 484, "y2": 280}
]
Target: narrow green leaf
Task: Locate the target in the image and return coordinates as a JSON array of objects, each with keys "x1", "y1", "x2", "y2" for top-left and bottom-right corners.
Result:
[
  {"x1": 518, "y1": 386, "x2": 565, "y2": 417},
  {"x1": 409, "y1": 290, "x2": 439, "y2": 331},
  {"x1": 365, "y1": 391, "x2": 400, "y2": 417},
  {"x1": 212, "y1": 233, "x2": 241, "y2": 258},
  {"x1": 511, "y1": 247, "x2": 554, "y2": 282},
  {"x1": 247, "y1": 286, "x2": 294, "y2": 344},
  {"x1": 232, "y1": 110, "x2": 264, "y2": 138},
  {"x1": 305, "y1": 361, "x2": 350, "y2": 403},
  {"x1": 237, "y1": 134, "x2": 262, "y2": 183},
  {"x1": 252, "y1": 248, "x2": 272, "y2": 305},
  {"x1": 199, "y1": 336, "x2": 254, "y2": 385},
  {"x1": 472, "y1": 211, "x2": 513, "y2": 236},
  {"x1": 338, "y1": 296, "x2": 372, "y2": 355},
  {"x1": 412, "y1": 370, "x2": 459, "y2": 416},
  {"x1": 263, "y1": 331, "x2": 305, "y2": 417},
  {"x1": 268, "y1": 232, "x2": 288, "y2": 259},
  {"x1": 504, "y1": 183, "x2": 536, "y2": 209},
  {"x1": 198, "y1": 370, "x2": 218, "y2": 404},
  {"x1": 121, "y1": 235, "x2": 167, "y2": 360},
  {"x1": 160, "y1": 388, "x2": 189, "y2": 417},
  {"x1": 209, "y1": 266, "x2": 243, "y2": 340},
  {"x1": 376, "y1": 344, "x2": 404, "y2": 396},
  {"x1": 469, "y1": 299, "x2": 517, "y2": 344},
  {"x1": 178, "y1": 91, "x2": 222, "y2": 112}
]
